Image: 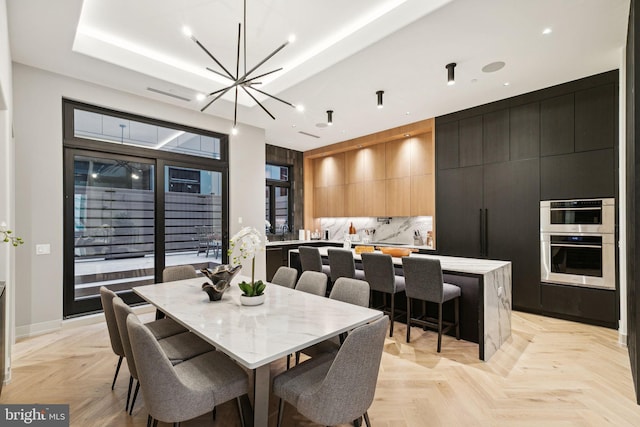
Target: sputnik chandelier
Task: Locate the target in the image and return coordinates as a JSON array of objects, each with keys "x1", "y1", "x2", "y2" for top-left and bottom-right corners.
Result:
[{"x1": 185, "y1": 0, "x2": 300, "y2": 133}]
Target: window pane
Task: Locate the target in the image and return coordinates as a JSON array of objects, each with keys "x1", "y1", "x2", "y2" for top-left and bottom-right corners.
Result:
[
  {"x1": 165, "y1": 166, "x2": 224, "y2": 270},
  {"x1": 274, "y1": 187, "x2": 289, "y2": 233},
  {"x1": 73, "y1": 154, "x2": 155, "y2": 300},
  {"x1": 266, "y1": 164, "x2": 289, "y2": 181},
  {"x1": 74, "y1": 109, "x2": 221, "y2": 159}
]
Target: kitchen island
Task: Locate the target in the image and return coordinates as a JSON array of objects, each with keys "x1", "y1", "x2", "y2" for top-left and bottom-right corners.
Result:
[{"x1": 289, "y1": 247, "x2": 511, "y2": 361}]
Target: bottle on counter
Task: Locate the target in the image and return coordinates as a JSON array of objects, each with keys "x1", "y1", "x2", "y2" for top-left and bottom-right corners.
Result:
[
  {"x1": 426, "y1": 231, "x2": 433, "y2": 248},
  {"x1": 348, "y1": 222, "x2": 356, "y2": 235}
]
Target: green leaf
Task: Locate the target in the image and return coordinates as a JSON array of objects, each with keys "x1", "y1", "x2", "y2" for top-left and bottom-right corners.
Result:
[
  {"x1": 254, "y1": 281, "x2": 266, "y2": 296},
  {"x1": 238, "y1": 281, "x2": 253, "y2": 296}
]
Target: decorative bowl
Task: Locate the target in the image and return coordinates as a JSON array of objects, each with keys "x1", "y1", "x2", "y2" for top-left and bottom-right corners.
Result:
[
  {"x1": 201, "y1": 264, "x2": 242, "y2": 301},
  {"x1": 376, "y1": 247, "x2": 417, "y2": 257}
]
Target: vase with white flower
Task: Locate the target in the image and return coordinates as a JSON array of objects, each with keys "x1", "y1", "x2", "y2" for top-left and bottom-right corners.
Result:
[{"x1": 228, "y1": 226, "x2": 267, "y2": 306}]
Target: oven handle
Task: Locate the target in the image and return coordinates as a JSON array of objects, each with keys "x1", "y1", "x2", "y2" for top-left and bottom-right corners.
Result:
[
  {"x1": 550, "y1": 243, "x2": 602, "y2": 249},
  {"x1": 549, "y1": 207, "x2": 602, "y2": 211}
]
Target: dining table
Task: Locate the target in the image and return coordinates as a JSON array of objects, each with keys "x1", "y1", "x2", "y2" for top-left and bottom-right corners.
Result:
[{"x1": 133, "y1": 275, "x2": 383, "y2": 427}]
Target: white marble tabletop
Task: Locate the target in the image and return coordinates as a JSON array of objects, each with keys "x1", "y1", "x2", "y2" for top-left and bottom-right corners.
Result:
[{"x1": 133, "y1": 275, "x2": 383, "y2": 370}]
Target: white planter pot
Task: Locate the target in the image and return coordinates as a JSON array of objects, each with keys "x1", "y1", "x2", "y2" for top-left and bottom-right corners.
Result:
[{"x1": 240, "y1": 293, "x2": 266, "y2": 306}]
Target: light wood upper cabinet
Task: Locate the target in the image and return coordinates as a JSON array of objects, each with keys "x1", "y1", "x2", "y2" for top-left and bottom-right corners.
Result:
[
  {"x1": 345, "y1": 149, "x2": 365, "y2": 184},
  {"x1": 345, "y1": 182, "x2": 365, "y2": 217},
  {"x1": 386, "y1": 139, "x2": 412, "y2": 179},
  {"x1": 363, "y1": 144, "x2": 386, "y2": 181},
  {"x1": 326, "y1": 185, "x2": 345, "y2": 217},
  {"x1": 410, "y1": 133, "x2": 434, "y2": 176},
  {"x1": 326, "y1": 153, "x2": 345, "y2": 186},
  {"x1": 313, "y1": 157, "x2": 326, "y2": 188},
  {"x1": 385, "y1": 177, "x2": 411, "y2": 217},
  {"x1": 411, "y1": 174, "x2": 435, "y2": 216},
  {"x1": 314, "y1": 186, "x2": 328, "y2": 217},
  {"x1": 364, "y1": 180, "x2": 386, "y2": 217}
]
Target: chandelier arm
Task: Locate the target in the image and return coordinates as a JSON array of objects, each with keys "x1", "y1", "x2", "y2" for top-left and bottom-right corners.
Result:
[
  {"x1": 241, "y1": 41, "x2": 288, "y2": 80},
  {"x1": 242, "y1": 86, "x2": 276, "y2": 120},
  {"x1": 191, "y1": 36, "x2": 236, "y2": 80},
  {"x1": 206, "y1": 67, "x2": 231, "y2": 80},
  {"x1": 243, "y1": 0, "x2": 247, "y2": 76},
  {"x1": 201, "y1": 86, "x2": 234, "y2": 112},
  {"x1": 236, "y1": 23, "x2": 241, "y2": 80},
  {"x1": 242, "y1": 67, "x2": 283, "y2": 84},
  {"x1": 234, "y1": 86, "x2": 239, "y2": 126},
  {"x1": 249, "y1": 86, "x2": 295, "y2": 108}
]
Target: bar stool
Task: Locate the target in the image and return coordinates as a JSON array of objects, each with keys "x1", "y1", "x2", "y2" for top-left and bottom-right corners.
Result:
[
  {"x1": 402, "y1": 257, "x2": 460, "y2": 352},
  {"x1": 299, "y1": 246, "x2": 331, "y2": 291},
  {"x1": 361, "y1": 252, "x2": 405, "y2": 337},
  {"x1": 328, "y1": 248, "x2": 366, "y2": 282}
]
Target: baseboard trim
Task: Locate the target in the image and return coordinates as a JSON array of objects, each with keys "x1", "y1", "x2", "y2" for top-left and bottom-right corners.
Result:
[
  {"x1": 619, "y1": 331, "x2": 628, "y2": 346},
  {"x1": 15, "y1": 304, "x2": 155, "y2": 339}
]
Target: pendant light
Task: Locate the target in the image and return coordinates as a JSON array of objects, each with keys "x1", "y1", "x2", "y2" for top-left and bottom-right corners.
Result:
[
  {"x1": 376, "y1": 90, "x2": 384, "y2": 108},
  {"x1": 446, "y1": 63, "x2": 456, "y2": 86},
  {"x1": 327, "y1": 110, "x2": 333, "y2": 125}
]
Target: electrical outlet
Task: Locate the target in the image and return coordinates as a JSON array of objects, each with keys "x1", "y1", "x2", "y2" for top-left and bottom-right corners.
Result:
[{"x1": 36, "y1": 244, "x2": 51, "y2": 255}]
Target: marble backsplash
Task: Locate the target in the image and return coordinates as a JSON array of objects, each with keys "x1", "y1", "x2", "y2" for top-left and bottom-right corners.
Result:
[{"x1": 318, "y1": 216, "x2": 433, "y2": 246}]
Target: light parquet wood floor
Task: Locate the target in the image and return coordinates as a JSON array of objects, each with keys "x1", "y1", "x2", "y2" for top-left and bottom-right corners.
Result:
[{"x1": 2, "y1": 311, "x2": 640, "y2": 426}]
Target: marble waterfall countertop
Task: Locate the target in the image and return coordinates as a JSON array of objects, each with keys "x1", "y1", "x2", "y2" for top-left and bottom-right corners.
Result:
[
  {"x1": 289, "y1": 247, "x2": 512, "y2": 361},
  {"x1": 266, "y1": 239, "x2": 435, "y2": 251}
]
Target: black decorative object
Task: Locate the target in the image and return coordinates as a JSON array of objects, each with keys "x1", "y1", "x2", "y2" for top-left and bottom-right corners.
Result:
[
  {"x1": 376, "y1": 90, "x2": 384, "y2": 108},
  {"x1": 201, "y1": 264, "x2": 242, "y2": 301}
]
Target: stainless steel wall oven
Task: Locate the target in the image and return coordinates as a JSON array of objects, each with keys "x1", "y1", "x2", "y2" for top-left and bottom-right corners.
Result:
[{"x1": 540, "y1": 198, "x2": 615, "y2": 290}]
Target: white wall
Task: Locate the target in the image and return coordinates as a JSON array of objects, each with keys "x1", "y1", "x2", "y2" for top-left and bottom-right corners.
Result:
[
  {"x1": 0, "y1": 0, "x2": 16, "y2": 383},
  {"x1": 12, "y1": 63, "x2": 266, "y2": 336}
]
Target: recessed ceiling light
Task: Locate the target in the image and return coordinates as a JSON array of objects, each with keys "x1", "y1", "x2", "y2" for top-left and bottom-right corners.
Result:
[
  {"x1": 503, "y1": 82, "x2": 510, "y2": 86},
  {"x1": 482, "y1": 61, "x2": 505, "y2": 73},
  {"x1": 542, "y1": 28, "x2": 552, "y2": 35},
  {"x1": 292, "y1": 124, "x2": 297, "y2": 128},
  {"x1": 405, "y1": 111, "x2": 410, "y2": 115}
]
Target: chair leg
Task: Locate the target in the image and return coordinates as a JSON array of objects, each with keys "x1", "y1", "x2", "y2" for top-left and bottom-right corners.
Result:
[
  {"x1": 406, "y1": 296, "x2": 411, "y2": 343},
  {"x1": 111, "y1": 355, "x2": 123, "y2": 390},
  {"x1": 364, "y1": 411, "x2": 372, "y2": 427},
  {"x1": 286, "y1": 353, "x2": 291, "y2": 369},
  {"x1": 353, "y1": 417, "x2": 362, "y2": 427},
  {"x1": 126, "y1": 376, "x2": 133, "y2": 411},
  {"x1": 390, "y1": 293, "x2": 395, "y2": 337},
  {"x1": 173, "y1": 423, "x2": 180, "y2": 427},
  {"x1": 129, "y1": 380, "x2": 140, "y2": 415},
  {"x1": 277, "y1": 398, "x2": 285, "y2": 427},
  {"x1": 236, "y1": 397, "x2": 246, "y2": 427},
  {"x1": 295, "y1": 351, "x2": 300, "y2": 365},
  {"x1": 147, "y1": 415, "x2": 152, "y2": 427},
  {"x1": 152, "y1": 419, "x2": 158, "y2": 427},
  {"x1": 212, "y1": 407, "x2": 216, "y2": 420},
  {"x1": 455, "y1": 297, "x2": 460, "y2": 340},
  {"x1": 437, "y1": 302, "x2": 443, "y2": 353}
]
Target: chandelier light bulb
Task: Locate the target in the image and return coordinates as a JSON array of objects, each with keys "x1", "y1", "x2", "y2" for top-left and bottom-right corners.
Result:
[
  {"x1": 231, "y1": 126, "x2": 239, "y2": 135},
  {"x1": 288, "y1": 34, "x2": 297, "y2": 43},
  {"x1": 295, "y1": 104, "x2": 305, "y2": 112},
  {"x1": 182, "y1": 26, "x2": 193, "y2": 38}
]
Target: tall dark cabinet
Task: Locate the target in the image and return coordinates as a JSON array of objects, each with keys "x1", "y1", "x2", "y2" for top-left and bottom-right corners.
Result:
[
  {"x1": 436, "y1": 109, "x2": 540, "y2": 312},
  {"x1": 436, "y1": 70, "x2": 618, "y2": 322}
]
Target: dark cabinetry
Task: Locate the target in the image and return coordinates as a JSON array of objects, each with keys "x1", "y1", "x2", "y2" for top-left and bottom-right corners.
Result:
[
  {"x1": 436, "y1": 70, "x2": 618, "y2": 322},
  {"x1": 0, "y1": 283, "x2": 4, "y2": 396}
]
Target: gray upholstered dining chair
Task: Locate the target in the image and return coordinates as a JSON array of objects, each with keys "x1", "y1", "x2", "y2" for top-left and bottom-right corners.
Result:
[
  {"x1": 295, "y1": 270, "x2": 328, "y2": 296},
  {"x1": 113, "y1": 297, "x2": 215, "y2": 415},
  {"x1": 163, "y1": 264, "x2": 197, "y2": 282},
  {"x1": 100, "y1": 286, "x2": 187, "y2": 390},
  {"x1": 402, "y1": 257, "x2": 461, "y2": 352},
  {"x1": 271, "y1": 266, "x2": 298, "y2": 288},
  {"x1": 298, "y1": 246, "x2": 331, "y2": 278},
  {"x1": 328, "y1": 248, "x2": 366, "y2": 282},
  {"x1": 273, "y1": 315, "x2": 389, "y2": 427},
  {"x1": 298, "y1": 278, "x2": 370, "y2": 362},
  {"x1": 126, "y1": 314, "x2": 250, "y2": 427},
  {"x1": 361, "y1": 252, "x2": 406, "y2": 337},
  {"x1": 158, "y1": 265, "x2": 198, "y2": 319}
]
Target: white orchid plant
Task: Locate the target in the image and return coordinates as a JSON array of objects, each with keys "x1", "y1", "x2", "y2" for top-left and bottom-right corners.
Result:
[
  {"x1": 227, "y1": 226, "x2": 267, "y2": 297},
  {"x1": 0, "y1": 222, "x2": 23, "y2": 247}
]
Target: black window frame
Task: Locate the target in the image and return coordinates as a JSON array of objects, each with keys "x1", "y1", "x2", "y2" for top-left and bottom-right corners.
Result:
[
  {"x1": 62, "y1": 99, "x2": 229, "y2": 318},
  {"x1": 265, "y1": 163, "x2": 293, "y2": 235}
]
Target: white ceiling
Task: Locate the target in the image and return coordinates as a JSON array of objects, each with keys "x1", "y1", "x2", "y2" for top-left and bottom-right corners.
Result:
[{"x1": 7, "y1": 0, "x2": 630, "y2": 152}]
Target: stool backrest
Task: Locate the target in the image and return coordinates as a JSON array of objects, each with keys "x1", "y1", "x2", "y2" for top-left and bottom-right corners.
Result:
[
  {"x1": 299, "y1": 246, "x2": 323, "y2": 272},
  {"x1": 402, "y1": 257, "x2": 444, "y2": 302},
  {"x1": 328, "y1": 248, "x2": 356, "y2": 282},
  {"x1": 361, "y1": 252, "x2": 395, "y2": 293}
]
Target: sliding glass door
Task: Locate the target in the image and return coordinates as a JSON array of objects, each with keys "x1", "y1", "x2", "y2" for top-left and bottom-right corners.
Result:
[
  {"x1": 63, "y1": 100, "x2": 229, "y2": 317},
  {"x1": 163, "y1": 164, "x2": 226, "y2": 272},
  {"x1": 65, "y1": 151, "x2": 156, "y2": 314}
]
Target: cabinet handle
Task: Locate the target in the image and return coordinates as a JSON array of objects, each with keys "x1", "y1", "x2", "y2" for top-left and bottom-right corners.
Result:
[
  {"x1": 484, "y1": 208, "x2": 489, "y2": 257},
  {"x1": 479, "y1": 209, "x2": 484, "y2": 256}
]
